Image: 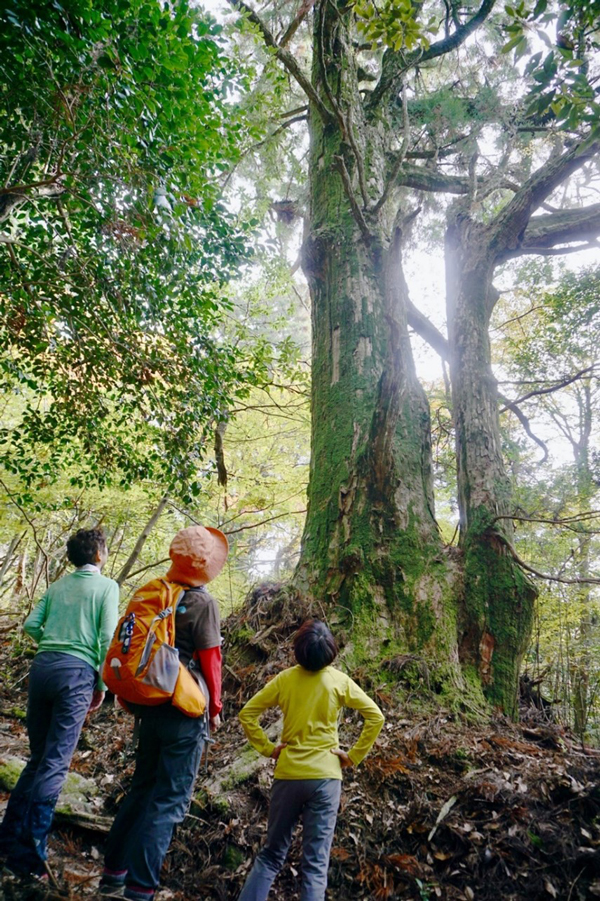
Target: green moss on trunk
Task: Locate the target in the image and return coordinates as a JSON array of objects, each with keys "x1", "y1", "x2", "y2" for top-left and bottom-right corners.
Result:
[{"x1": 461, "y1": 509, "x2": 536, "y2": 717}]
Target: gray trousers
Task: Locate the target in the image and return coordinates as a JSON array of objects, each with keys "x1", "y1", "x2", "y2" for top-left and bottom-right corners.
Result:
[
  {"x1": 238, "y1": 778, "x2": 342, "y2": 901},
  {"x1": 0, "y1": 651, "x2": 96, "y2": 873}
]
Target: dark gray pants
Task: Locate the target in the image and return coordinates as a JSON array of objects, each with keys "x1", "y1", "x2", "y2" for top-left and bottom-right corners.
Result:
[
  {"x1": 238, "y1": 778, "x2": 342, "y2": 901},
  {"x1": 104, "y1": 705, "x2": 206, "y2": 894},
  {"x1": 0, "y1": 651, "x2": 95, "y2": 873}
]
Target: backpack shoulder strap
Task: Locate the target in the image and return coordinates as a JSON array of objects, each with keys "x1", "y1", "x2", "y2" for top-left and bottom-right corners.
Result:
[{"x1": 160, "y1": 580, "x2": 187, "y2": 635}]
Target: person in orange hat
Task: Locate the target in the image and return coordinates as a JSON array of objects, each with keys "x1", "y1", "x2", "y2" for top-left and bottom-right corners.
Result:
[{"x1": 100, "y1": 526, "x2": 228, "y2": 901}]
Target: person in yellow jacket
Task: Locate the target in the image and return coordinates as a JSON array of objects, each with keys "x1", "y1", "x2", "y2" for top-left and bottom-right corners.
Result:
[{"x1": 238, "y1": 619, "x2": 384, "y2": 901}]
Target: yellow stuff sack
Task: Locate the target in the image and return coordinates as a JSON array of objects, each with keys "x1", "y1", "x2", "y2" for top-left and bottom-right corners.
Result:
[{"x1": 103, "y1": 578, "x2": 206, "y2": 717}]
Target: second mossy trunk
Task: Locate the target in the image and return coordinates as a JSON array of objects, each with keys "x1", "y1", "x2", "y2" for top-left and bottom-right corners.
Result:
[{"x1": 446, "y1": 213, "x2": 537, "y2": 716}]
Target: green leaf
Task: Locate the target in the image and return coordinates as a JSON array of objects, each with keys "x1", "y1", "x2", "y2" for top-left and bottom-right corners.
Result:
[{"x1": 502, "y1": 33, "x2": 525, "y2": 54}]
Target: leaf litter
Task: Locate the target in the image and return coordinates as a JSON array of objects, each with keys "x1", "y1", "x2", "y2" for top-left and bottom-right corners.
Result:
[{"x1": 1, "y1": 597, "x2": 600, "y2": 901}]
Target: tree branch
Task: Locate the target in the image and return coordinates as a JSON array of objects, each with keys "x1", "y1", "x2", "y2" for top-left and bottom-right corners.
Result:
[
  {"x1": 370, "y1": 82, "x2": 410, "y2": 215},
  {"x1": 115, "y1": 494, "x2": 169, "y2": 586},
  {"x1": 279, "y1": 0, "x2": 316, "y2": 48},
  {"x1": 490, "y1": 139, "x2": 600, "y2": 260},
  {"x1": 225, "y1": 508, "x2": 306, "y2": 535},
  {"x1": 333, "y1": 154, "x2": 373, "y2": 240},
  {"x1": 405, "y1": 306, "x2": 552, "y2": 462},
  {"x1": 405, "y1": 133, "x2": 470, "y2": 160},
  {"x1": 226, "y1": 0, "x2": 332, "y2": 120},
  {"x1": 407, "y1": 301, "x2": 450, "y2": 359},
  {"x1": 368, "y1": 0, "x2": 497, "y2": 111},
  {"x1": 252, "y1": 115, "x2": 308, "y2": 152},
  {"x1": 497, "y1": 392, "x2": 549, "y2": 462},
  {"x1": 500, "y1": 203, "x2": 600, "y2": 260},
  {"x1": 0, "y1": 192, "x2": 26, "y2": 224},
  {"x1": 397, "y1": 163, "x2": 469, "y2": 194},
  {"x1": 346, "y1": 105, "x2": 370, "y2": 208},
  {"x1": 506, "y1": 241, "x2": 600, "y2": 257},
  {"x1": 420, "y1": 0, "x2": 496, "y2": 61},
  {"x1": 122, "y1": 509, "x2": 307, "y2": 584},
  {"x1": 0, "y1": 176, "x2": 64, "y2": 196},
  {"x1": 0, "y1": 478, "x2": 49, "y2": 589},
  {"x1": 494, "y1": 511, "x2": 600, "y2": 536},
  {"x1": 498, "y1": 531, "x2": 600, "y2": 585},
  {"x1": 0, "y1": 178, "x2": 66, "y2": 224},
  {"x1": 215, "y1": 421, "x2": 228, "y2": 489},
  {"x1": 124, "y1": 556, "x2": 171, "y2": 582},
  {"x1": 500, "y1": 364, "x2": 598, "y2": 408}
]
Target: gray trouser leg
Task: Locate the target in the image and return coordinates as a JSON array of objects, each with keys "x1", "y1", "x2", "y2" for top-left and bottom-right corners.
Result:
[
  {"x1": 300, "y1": 781, "x2": 341, "y2": 901},
  {"x1": 238, "y1": 779, "x2": 341, "y2": 901}
]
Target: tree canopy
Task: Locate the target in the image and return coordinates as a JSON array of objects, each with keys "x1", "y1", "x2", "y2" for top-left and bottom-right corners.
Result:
[{"x1": 0, "y1": 0, "x2": 271, "y2": 500}]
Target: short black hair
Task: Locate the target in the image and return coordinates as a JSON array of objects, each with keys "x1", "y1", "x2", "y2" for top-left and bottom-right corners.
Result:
[
  {"x1": 66, "y1": 528, "x2": 107, "y2": 568},
  {"x1": 294, "y1": 620, "x2": 338, "y2": 672}
]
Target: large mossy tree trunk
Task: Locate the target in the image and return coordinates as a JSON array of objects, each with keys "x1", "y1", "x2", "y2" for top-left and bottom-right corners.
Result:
[
  {"x1": 296, "y1": 1, "x2": 459, "y2": 664},
  {"x1": 445, "y1": 213, "x2": 536, "y2": 717}
]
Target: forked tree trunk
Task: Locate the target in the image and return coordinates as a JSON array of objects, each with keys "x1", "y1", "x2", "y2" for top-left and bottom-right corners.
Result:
[{"x1": 239, "y1": 0, "x2": 600, "y2": 716}]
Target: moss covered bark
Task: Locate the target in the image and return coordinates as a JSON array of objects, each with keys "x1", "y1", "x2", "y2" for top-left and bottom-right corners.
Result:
[
  {"x1": 446, "y1": 213, "x2": 536, "y2": 716},
  {"x1": 296, "y1": 1, "x2": 459, "y2": 669}
]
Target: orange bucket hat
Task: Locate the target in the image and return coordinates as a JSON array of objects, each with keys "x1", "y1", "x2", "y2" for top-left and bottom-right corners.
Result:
[{"x1": 166, "y1": 525, "x2": 229, "y2": 587}]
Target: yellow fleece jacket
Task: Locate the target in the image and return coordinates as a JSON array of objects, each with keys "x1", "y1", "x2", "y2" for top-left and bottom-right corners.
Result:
[{"x1": 238, "y1": 665, "x2": 384, "y2": 780}]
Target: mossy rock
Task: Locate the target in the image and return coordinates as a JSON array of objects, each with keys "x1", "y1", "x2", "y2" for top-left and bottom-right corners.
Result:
[
  {"x1": 231, "y1": 624, "x2": 254, "y2": 645},
  {"x1": 57, "y1": 770, "x2": 99, "y2": 815},
  {"x1": 0, "y1": 755, "x2": 99, "y2": 815},
  {"x1": 219, "y1": 743, "x2": 265, "y2": 791},
  {"x1": 190, "y1": 788, "x2": 230, "y2": 818},
  {"x1": 195, "y1": 718, "x2": 282, "y2": 815},
  {"x1": 0, "y1": 756, "x2": 25, "y2": 791},
  {"x1": 199, "y1": 744, "x2": 267, "y2": 811}
]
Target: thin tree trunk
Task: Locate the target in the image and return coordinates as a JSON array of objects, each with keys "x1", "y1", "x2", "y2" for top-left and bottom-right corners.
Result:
[
  {"x1": 570, "y1": 379, "x2": 593, "y2": 739},
  {"x1": 0, "y1": 532, "x2": 25, "y2": 585},
  {"x1": 116, "y1": 494, "x2": 169, "y2": 586}
]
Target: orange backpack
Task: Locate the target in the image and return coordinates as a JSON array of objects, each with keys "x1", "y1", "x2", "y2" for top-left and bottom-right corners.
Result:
[{"x1": 103, "y1": 578, "x2": 207, "y2": 717}]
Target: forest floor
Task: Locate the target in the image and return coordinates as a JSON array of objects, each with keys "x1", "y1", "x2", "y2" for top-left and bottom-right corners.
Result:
[{"x1": 1, "y1": 597, "x2": 600, "y2": 901}]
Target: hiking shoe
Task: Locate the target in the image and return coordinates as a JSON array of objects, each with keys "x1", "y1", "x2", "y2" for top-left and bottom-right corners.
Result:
[
  {"x1": 2, "y1": 865, "x2": 49, "y2": 884},
  {"x1": 99, "y1": 867, "x2": 127, "y2": 895},
  {"x1": 123, "y1": 885, "x2": 155, "y2": 901},
  {"x1": 99, "y1": 885, "x2": 125, "y2": 898}
]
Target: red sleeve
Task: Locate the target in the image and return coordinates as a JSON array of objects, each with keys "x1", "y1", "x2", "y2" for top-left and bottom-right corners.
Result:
[{"x1": 195, "y1": 645, "x2": 222, "y2": 718}]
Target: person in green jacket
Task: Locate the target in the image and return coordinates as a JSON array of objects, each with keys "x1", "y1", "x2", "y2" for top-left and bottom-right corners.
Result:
[
  {"x1": 0, "y1": 527, "x2": 119, "y2": 879},
  {"x1": 238, "y1": 619, "x2": 384, "y2": 901}
]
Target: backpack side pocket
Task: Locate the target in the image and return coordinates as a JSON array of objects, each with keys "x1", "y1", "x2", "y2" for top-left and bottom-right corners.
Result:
[{"x1": 142, "y1": 643, "x2": 180, "y2": 693}]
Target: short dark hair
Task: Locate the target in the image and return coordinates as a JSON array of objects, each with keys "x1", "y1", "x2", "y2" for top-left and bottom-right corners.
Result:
[
  {"x1": 66, "y1": 528, "x2": 107, "y2": 568},
  {"x1": 294, "y1": 620, "x2": 338, "y2": 671}
]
